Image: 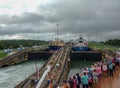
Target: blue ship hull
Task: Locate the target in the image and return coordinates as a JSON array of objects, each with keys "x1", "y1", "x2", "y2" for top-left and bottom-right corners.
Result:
[
  {"x1": 72, "y1": 47, "x2": 89, "y2": 51},
  {"x1": 48, "y1": 46, "x2": 61, "y2": 50}
]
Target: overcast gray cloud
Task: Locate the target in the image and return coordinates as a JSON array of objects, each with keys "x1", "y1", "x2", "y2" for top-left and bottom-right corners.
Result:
[
  {"x1": 0, "y1": 12, "x2": 44, "y2": 24},
  {"x1": 0, "y1": 0, "x2": 120, "y2": 41}
]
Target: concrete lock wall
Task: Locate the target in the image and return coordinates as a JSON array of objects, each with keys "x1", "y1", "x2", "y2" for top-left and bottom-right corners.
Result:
[
  {"x1": 27, "y1": 51, "x2": 102, "y2": 61},
  {"x1": 70, "y1": 52, "x2": 102, "y2": 61},
  {"x1": 28, "y1": 52, "x2": 53, "y2": 60}
]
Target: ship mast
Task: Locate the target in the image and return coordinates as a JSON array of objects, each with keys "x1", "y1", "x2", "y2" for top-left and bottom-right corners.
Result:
[{"x1": 57, "y1": 24, "x2": 59, "y2": 41}]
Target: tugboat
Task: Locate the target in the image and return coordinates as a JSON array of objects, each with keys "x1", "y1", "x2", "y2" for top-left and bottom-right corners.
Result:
[
  {"x1": 48, "y1": 39, "x2": 64, "y2": 51},
  {"x1": 71, "y1": 34, "x2": 101, "y2": 61},
  {"x1": 72, "y1": 35, "x2": 90, "y2": 51},
  {"x1": 48, "y1": 24, "x2": 64, "y2": 51}
]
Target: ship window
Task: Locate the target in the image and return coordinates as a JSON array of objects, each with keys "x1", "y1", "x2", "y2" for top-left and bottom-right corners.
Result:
[
  {"x1": 79, "y1": 41, "x2": 83, "y2": 43},
  {"x1": 80, "y1": 37, "x2": 82, "y2": 39}
]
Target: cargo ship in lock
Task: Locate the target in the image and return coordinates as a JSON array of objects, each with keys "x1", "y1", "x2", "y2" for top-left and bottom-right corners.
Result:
[{"x1": 72, "y1": 34, "x2": 90, "y2": 51}]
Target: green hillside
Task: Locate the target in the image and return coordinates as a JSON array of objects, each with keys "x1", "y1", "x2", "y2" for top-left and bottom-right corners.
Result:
[{"x1": 0, "y1": 51, "x2": 8, "y2": 59}]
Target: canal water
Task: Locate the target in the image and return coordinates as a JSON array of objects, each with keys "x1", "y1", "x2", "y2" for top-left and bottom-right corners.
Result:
[
  {"x1": 0, "y1": 60, "x2": 45, "y2": 88},
  {"x1": 0, "y1": 60, "x2": 95, "y2": 88},
  {"x1": 68, "y1": 61, "x2": 95, "y2": 77}
]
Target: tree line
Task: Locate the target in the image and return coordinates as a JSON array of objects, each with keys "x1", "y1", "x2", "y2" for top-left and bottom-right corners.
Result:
[
  {"x1": 0, "y1": 40, "x2": 48, "y2": 50},
  {"x1": 104, "y1": 39, "x2": 120, "y2": 47},
  {"x1": 0, "y1": 39, "x2": 119, "y2": 50}
]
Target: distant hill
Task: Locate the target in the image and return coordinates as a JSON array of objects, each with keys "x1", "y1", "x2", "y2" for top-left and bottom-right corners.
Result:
[{"x1": 104, "y1": 39, "x2": 120, "y2": 47}]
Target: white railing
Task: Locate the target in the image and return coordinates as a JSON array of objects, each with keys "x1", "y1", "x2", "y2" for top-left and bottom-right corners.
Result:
[{"x1": 35, "y1": 65, "x2": 50, "y2": 88}]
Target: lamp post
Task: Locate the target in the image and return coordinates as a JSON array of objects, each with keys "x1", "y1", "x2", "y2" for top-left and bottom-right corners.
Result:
[{"x1": 56, "y1": 24, "x2": 59, "y2": 50}]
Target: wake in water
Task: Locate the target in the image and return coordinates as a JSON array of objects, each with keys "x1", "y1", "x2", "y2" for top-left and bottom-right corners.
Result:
[{"x1": 0, "y1": 60, "x2": 45, "y2": 88}]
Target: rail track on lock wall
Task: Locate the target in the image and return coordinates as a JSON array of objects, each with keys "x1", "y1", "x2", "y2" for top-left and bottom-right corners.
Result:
[
  {"x1": 39, "y1": 47, "x2": 70, "y2": 88},
  {"x1": 15, "y1": 49, "x2": 60, "y2": 88},
  {"x1": 15, "y1": 47, "x2": 70, "y2": 88},
  {"x1": 102, "y1": 49, "x2": 119, "y2": 58}
]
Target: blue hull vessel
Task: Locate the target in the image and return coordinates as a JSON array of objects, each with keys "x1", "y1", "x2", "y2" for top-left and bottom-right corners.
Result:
[
  {"x1": 72, "y1": 34, "x2": 90, "y2": 51},
  {"x1": 48, "y1": 39, "x2": 64, "y2": 51},
  {"x1": 48, "y1": 46, "x2": 61, "y2": 50},
  {"x1": 72, "y1": 47, "x2": 89, "y2": 51}
]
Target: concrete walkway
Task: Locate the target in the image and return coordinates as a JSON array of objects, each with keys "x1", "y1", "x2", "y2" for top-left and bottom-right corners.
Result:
[{"x1": 96, "y1": 66, "x2": 120, "y2": 88}]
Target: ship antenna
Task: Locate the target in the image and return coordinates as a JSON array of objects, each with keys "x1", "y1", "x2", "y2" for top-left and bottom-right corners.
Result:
[{"x1": 57, "y1": 24, "x2": 59, "y2": 40}]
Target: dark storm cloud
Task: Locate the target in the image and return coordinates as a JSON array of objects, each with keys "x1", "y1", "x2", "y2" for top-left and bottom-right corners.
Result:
[
  {"x1": 0, "y1": 24, "x2": 35, "y2": 35},
  {"x1": 0, "y1": 12, "x2": 44, "y2": 24},
  {"x1": 0, "y1": 12, "x2": 47, "y2": 35},
  {"x1": 0, "y1": 0, "x2": 120, "y2": 41},
  {"x1": 38, "y1": 0, "x2": 120, "y2": 40}
]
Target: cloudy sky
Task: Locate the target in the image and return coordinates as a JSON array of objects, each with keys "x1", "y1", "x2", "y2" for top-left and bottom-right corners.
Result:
[{"x1": 0, "y1": 0, "x2": 120, "y2": 41}]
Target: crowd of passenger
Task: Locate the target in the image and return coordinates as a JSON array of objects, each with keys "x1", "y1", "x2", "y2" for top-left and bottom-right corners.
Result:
[
  {"x1": 47, "y1": 55, "x2": 120, "y2": 88},
  {"x1": 55, "y1": 55, "x2": 120, "y2": 88}
]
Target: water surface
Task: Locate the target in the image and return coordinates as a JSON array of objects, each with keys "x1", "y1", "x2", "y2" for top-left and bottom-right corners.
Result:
[
  {"x1": 0, "y1": 60, "x2": 45, "y2": 88},
  {"x1": 68, "y1": 61, "x2": 95, "y2": 77}
]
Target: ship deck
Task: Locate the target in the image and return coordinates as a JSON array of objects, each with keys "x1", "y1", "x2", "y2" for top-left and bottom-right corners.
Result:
[{"x1": 96, "y1": 66, "x2": 120, "y2": 88}]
